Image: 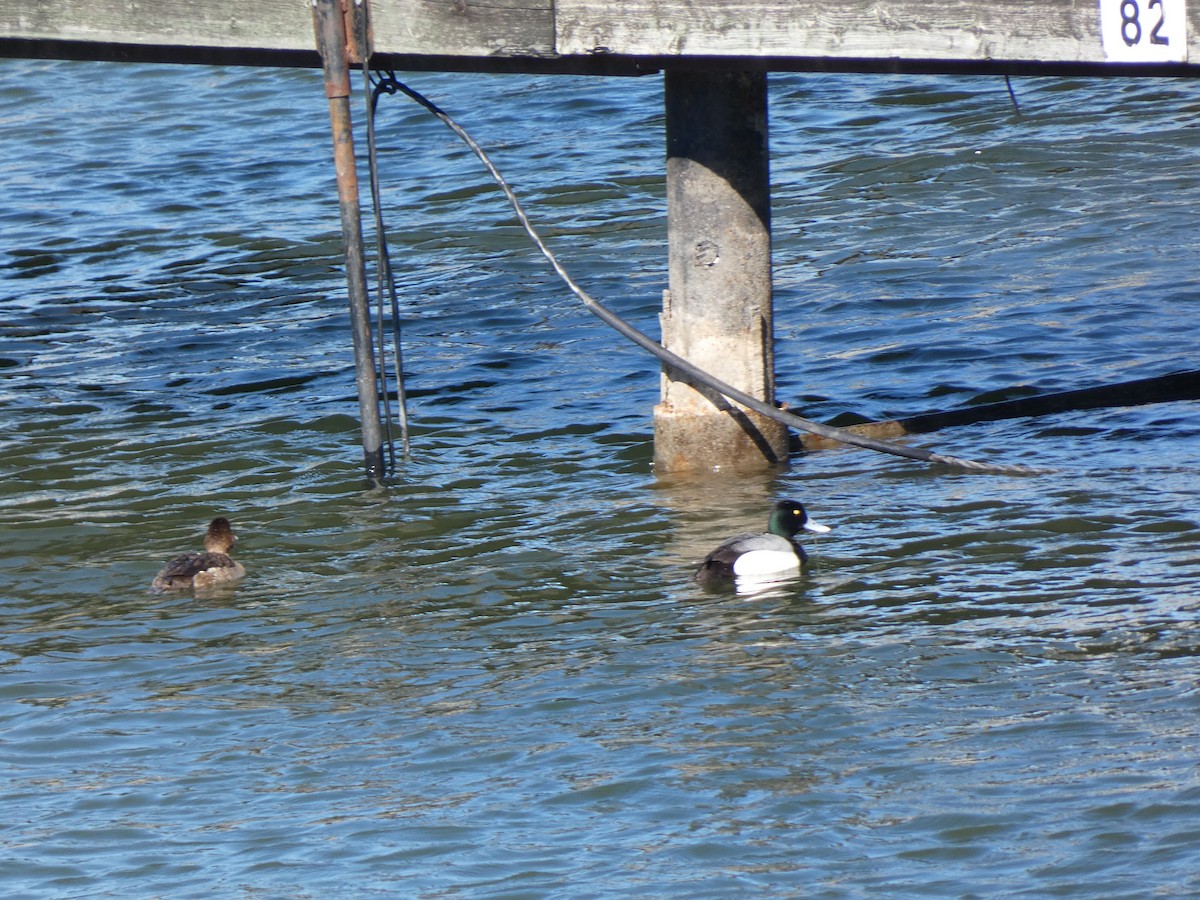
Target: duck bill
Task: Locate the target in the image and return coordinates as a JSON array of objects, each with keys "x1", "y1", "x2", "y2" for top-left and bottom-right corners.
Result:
[{"x1": 803, "y1": 519, "x2": 832, "y2": 534}]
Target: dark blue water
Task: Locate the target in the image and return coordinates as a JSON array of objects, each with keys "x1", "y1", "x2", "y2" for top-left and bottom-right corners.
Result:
[{"x1": 2, "y1": 59, "x2": 1200, "y2": 897}]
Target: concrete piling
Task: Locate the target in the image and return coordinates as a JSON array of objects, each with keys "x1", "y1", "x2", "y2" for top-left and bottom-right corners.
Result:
[{"x1": 654, "y1": 70, "x2": 789, "y2": 475}]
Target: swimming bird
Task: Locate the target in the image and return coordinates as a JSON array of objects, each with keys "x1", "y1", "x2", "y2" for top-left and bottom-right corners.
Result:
[
  {"x1": 151, "y1": 517, "x2": 246, "y2": 592},
  {"x1": 695, "y1": 499, "x2": 830, "y2": 587}
]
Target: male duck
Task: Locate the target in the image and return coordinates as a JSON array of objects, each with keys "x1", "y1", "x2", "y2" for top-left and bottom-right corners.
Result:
[
  {"x1": 151, "y1": 517, "x2": 246, "y2": 592},
  {"x1": 695, "y1": 499, "x2": 830, "y2": 586}
]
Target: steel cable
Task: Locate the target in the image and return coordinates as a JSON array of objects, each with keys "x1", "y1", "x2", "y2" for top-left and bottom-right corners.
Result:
[{"x1": 376, "y1": 72, "x2": 1045, "y2": 477}]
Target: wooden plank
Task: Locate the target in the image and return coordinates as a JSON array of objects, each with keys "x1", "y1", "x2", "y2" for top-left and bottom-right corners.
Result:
[
  {"x1": 556, "y1": 0, "x2": 1198, "y2": 66},
  {"x1": 0, "y1": 0, "x2": 313, "y2": 51},
  {"x1": 372, "y1": 0, "x2": 555, "y2": 58},
  {"x1": 0, "y1": 0, "x2": 555, "y2": 61},
  {"x1": 2, "y1": 0, "x2": 1200, "y2": 73}
]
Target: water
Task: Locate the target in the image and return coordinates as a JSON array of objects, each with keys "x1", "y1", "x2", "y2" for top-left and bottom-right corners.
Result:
[{"x1": 2, "y1": 58, "x2": 1200, "y2": 897}]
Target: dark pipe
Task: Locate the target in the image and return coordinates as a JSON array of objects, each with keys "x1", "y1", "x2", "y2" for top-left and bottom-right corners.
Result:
[{"x1": 313, "y1": 0, "x2": 386, "y2": 487}]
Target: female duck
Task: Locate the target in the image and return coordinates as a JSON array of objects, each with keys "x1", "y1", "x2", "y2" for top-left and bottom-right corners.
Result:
[
  {"x1": 152, "y1": 517, "x2": 246, "y2": 592},
  {"x1": 696, "y1": 499, "x2": 830, "y2": 586}
]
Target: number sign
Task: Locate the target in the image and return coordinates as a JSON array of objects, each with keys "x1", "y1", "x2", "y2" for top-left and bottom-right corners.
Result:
[{"x1": 1100, "y1": 0, "x2": 1188, "y2": 61}]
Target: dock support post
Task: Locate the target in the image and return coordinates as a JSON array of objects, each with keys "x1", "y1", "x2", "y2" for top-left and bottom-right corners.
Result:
[
  {"x1": 312, "y1": 0, "x2": 386, "y2": 486},
  {"x1": 654, "y1": 70, "x2": 788, "y2": 475}
]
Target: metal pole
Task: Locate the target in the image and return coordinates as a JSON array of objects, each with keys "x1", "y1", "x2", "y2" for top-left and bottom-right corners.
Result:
[{"x1": 312, "y1": 0, "x2": 386, "y2": 486}]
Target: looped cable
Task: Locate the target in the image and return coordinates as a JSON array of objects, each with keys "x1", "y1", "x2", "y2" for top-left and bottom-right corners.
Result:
[
  {"x1": 377, "y1": 76, "x2": 1046, "y2": 477},
  {"x1": 360, "y1": 59, "x2": 411, "y2": 469}
]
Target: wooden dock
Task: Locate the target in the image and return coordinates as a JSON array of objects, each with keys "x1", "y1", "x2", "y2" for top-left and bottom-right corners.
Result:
[
  {"x1": 3, "y1": 0, "x2": 1198, "y2": 479},
  {"x1": 4, "y1": 0, "x2": 1200, "y2": 75}
]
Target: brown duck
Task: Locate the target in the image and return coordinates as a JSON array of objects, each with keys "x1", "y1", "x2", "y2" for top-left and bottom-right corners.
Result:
[{"x1": 151, "y1": 517, "x2": 246, "y2": 592}]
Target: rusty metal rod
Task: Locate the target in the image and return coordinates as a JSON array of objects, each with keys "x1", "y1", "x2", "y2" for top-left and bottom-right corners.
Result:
[{"x1": 312, "y1": 0, "x2": 386, "y2": 486}]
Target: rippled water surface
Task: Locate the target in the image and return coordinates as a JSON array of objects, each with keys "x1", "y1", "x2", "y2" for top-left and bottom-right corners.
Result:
[{"x1": 2, "y1": 59, "x2": 1200, "y2": 896}]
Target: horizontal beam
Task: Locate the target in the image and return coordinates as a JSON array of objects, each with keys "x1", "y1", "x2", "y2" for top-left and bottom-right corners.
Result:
[
  {"x1": 558, "y1": 0, "x2": 1198, "y2": 64},
  {"x1": 2, "y1": 0, "x2": 1200, "y2": 76}
]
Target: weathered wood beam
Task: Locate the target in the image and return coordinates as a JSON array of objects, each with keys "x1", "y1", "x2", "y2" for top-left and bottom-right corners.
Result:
[
  {"x1": 558, "y1": 0, "x2": 1162, "y2": 62},
  {"x1": 4, "y1": 0, "x2": 1200, "y2": 75},
  {"x1": 0, "y1": 0, "x2": 552, "y2": 57}
]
